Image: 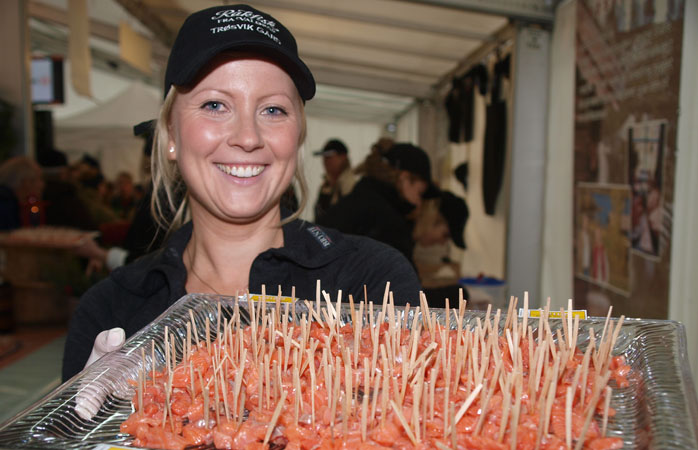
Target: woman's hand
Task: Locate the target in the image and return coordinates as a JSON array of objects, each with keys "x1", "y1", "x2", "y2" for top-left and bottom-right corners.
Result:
[{"x1": 85, "y1": 328, "x2": 125, "y2": 367}]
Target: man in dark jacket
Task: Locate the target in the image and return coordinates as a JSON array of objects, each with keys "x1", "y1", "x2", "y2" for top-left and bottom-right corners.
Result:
[{"x1": 317, "y1": 143, "x2": 437, "y2": 265}]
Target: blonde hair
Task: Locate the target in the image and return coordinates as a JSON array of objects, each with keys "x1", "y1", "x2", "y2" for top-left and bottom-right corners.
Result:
[
  {"x1": 150, "y1": 86, "x2": 308, "y2": 238},
  {"x1": 356, "y1": 152, "x2": 399, "y2": 186}
]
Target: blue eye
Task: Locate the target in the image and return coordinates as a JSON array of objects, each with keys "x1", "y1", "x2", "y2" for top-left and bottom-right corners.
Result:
[
  {"x1": 264, "y1": 106, "x2": 287, "y2": 116},
  {"x1": 202, "y1": 101, "x2": 224, "y2": 111}
]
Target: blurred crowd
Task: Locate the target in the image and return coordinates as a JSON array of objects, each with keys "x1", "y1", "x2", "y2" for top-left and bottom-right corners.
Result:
[
  {"x1": 312, "y1": 137, "x2": 470, "y2": 304},
  {"x1": 0, "y1": 153, "x2": 144, "y2": 232},
  {"x1": 0, "y1": 129, "x2": 166, "y2": 297},
  {"x1": 0, "y1": 136, "x2": 469, "y2": 302}
]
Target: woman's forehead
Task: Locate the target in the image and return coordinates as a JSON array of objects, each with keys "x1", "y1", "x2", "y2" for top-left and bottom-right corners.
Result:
[{"x1": 184, "y1": 53, "x2": 298, "y2": 94}]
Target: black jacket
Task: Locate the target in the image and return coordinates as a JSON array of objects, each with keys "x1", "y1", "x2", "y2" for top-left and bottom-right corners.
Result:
[
  {"x1": 445, "y1": 64, "x2": 488, "y2": 143},
  {"x1": 317, "y1": 177, "x2": 416, "y2": 265},
  {"x1": 0, "y1": 185, "x2": 20, "y2": 230},
  {"x1": 62, "y1": 217, "x2": 421, "y2": 381}
]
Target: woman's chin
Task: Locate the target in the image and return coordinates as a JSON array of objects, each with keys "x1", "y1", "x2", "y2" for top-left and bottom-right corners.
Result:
[{"x1": 219, "y1": 202, "x2": 279, "y2": 223}]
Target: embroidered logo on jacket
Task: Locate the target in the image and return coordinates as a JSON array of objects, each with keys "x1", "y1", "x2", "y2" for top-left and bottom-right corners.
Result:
[{"x1": 307, "y1": 226, "x2": 332, "y2": 249}]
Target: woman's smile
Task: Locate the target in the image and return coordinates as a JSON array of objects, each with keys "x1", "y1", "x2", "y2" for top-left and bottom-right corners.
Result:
[{"x1": 215, "y1": 163, "x2": 266, "y2": 178}]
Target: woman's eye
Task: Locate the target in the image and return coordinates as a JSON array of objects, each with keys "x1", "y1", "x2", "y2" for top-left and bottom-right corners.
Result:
[
  {"x1": 264, "y1": 106, "x2": 287, "y2": 116},
  {"x1": 202, "y1": 101, "x2": 224, "y2": 112}
]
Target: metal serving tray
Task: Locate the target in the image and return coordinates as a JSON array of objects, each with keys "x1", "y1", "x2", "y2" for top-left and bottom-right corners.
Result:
[{"x1": 0, "y1": 293, "x2": 696, "y2": 449}]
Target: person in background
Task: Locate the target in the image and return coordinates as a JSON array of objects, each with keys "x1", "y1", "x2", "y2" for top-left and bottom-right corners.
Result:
[
  {"x1": 412, "y1": 190, "x2": 469, "y2": 306},
  {"x1": 110, "y1": 171, "x2": 138, "y2": 220},
  {"x1": 413, "y1": 190, "x2": 468, "y2": 249},
  {"x1": 0, "y1": 156, "x2": 105, "y2": 275},
  {"x1": 42, "y1": 152, "x2": 99, "y2": 231},
  {"x1": 97, "y1": 180, "x2": 114, "y2": 207},
  {"x1": 73, "y1": 124, "x2": 170, "y2": 273},
  {"x1": 70, "y1": 155, "x2": 120, "y2": 227},
  {"x1": 313, "y1": 138, "x2": 357, "y2": 222},
  {"x1": 317, "y1": 142, "x2": 438, "y2": 265},
  {"x1": 63, "y1": 4, "x2": 421, "y2": 385},
  {"x1": 133, "y1": 184, "x2": 145, "y2": 204},
  {"x1": 0, "y1": 156, "x2": 45, "y2": 230},
  {"x1": 371, "y1": 137, "x2": 395, "y2": 155}
]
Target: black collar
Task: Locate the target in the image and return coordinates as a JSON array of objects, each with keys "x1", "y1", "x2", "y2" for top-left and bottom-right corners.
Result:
[{"x1": 113, "y1": 213, "x2": 354, "y2": 296}]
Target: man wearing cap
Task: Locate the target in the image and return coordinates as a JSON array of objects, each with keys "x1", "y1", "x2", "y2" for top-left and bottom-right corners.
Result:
[
  {"x1": 313, "y1": 138, "x2": 357, "y2": 222},
  {"x1": 317, "y1": 142, "x2": 438, "y2": 265}
]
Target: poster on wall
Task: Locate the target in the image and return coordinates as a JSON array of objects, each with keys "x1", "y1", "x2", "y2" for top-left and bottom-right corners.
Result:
[
  {"x1": 575, "y1": 183, "x2": 631, "y2": 296},
  {"x1": 628, "y1": 120, "x2": 665, "y2": 258},
  {"x1": 573, "y1": 0, "x2": 684, "y2": 319}
]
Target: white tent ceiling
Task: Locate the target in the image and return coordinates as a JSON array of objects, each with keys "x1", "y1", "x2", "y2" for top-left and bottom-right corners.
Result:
[
  {"x1": 28, "y1": 0, "x2": 553, "y2": 124},
  {"x1": 54, "y1": 81, "x2": 161, "y2": 182}
]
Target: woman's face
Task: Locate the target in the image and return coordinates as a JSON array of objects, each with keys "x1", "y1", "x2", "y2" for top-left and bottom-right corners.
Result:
[
  {"x1": 417, "y1": 217, "x2": 450, "y2": 246},
  {"x1": 168, "y1": 57, "x2": 303, "y2": 224},
  {"x1": 398, "y1": 172, "x2": 427, "y2": 208}
]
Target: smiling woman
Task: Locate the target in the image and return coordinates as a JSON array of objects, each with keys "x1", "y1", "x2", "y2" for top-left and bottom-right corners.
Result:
[
  {"x1": 166, "y1": 57, "x2": 303, "y2": 226},
  {"x1": 62, "y1": 4, "x2": 422, "y2": 383}
]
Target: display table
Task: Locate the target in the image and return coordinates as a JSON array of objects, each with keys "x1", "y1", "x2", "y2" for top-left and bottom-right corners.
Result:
[{"x1": 0, "y1": 227, "x2": 96, "y2": 325}]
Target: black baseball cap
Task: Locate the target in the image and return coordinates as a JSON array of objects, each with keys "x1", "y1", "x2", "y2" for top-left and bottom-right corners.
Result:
[
  {"x1": 164, "y1": 4, "x2": 315, "y2": 101},
  {"x1": 313, "y1": 139, "x2": 348, "y2": 156},
  {"x1": 384, "y1": 143, "x2": 439, "y2": 198}
]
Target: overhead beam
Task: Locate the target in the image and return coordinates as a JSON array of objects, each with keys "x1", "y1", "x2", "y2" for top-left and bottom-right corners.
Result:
[
  {"x1": 302, "y1": 52, "x2": 446, "y2": 79},
  {"x1": 400, "y1": 0, "x2": 554, "y2": 24},
  {"x1": 113, "y1": 0, "x2": 176, "y2": 46},
  {"x1": 28, "y1": 1, "x2": 170, "y2": 64},
  {"x1": 248, "y1": 0, "x2": 495, "y2": 41},
  {"x1": 29, "y1": 1, "x2": 118, "y2": 42},
  {"x1": 310, "y1": 66, "x2": 434, "y2": 99},
  {"x1": 294, "y1": 30, "x2": 465, "y2": 62},
  {"x1": 30, "y1": 27, "x2": 162, "y2": 87}
]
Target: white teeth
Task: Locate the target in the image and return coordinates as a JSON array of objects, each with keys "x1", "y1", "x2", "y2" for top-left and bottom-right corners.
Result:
[{"x1": 216, "y1": 164, "x2": 264, "y2": 178}]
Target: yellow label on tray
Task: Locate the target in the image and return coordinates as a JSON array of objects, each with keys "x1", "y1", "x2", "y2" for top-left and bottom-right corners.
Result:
[
  {"x1": 247, "y1": 294, "x2": 295, "y2": 303},
  {"x1": 519, "y1": 309, "x2": 587, "y2": 320}
]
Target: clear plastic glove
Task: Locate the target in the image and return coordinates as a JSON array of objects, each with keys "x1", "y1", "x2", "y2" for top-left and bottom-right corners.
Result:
[{"x1": 75, "y1": 327, "x2": 125, "y2": 420}]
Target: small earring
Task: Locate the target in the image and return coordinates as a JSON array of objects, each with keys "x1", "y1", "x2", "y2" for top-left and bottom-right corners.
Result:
[{"x1": 169, "y1": 147, "x2": 175, "y2": 153}]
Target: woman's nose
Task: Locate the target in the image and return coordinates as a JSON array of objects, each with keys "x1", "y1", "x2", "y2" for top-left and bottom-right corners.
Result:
[{"x1": 226, "y1": 113, "x2": 263, "y2": 152}]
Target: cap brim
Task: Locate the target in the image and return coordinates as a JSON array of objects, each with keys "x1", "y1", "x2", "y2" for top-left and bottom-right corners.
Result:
[
  {"x1": 452, "y1": 233, "x2": 466, "y2": 249},
  {"x1": 169, "y1": 41, "x2": 315, "y2": 100},
  {"x1": 133, "y1": 120, "x2": 155, "y2": 137}
]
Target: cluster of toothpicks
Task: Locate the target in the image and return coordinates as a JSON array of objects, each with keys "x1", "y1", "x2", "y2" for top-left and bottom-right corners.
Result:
[{"x1": 121, "y1": 282, "x2": 629, "y2": 450}]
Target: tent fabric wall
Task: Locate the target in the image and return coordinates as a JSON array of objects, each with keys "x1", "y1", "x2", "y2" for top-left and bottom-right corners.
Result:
[
  {"x1": 54, "y1": 81, "x2": 161, "y2": 183},
  {"x1": 443, "y1": 86, "x2": 509, "y2": 280},
  {"x1": 455, "y1": 106, "x2": 509, "y2": 279},
  {"x1": 396, "y1": 106, "x2": 419, "y2": 145},
  {"x1": 50, "y1": 61, "x2": 153, "y2": 120},
  {"x1": 540, "y1": 0, "x2": 575, "y2": 310}
]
